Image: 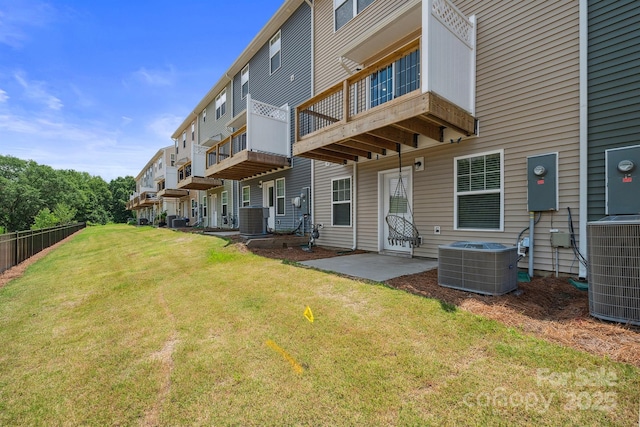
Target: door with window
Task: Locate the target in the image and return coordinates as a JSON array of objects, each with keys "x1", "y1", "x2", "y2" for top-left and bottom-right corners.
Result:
[
  {"x1": 211, "y1": 194, "x2": 218, "y2": 228},
  {"x1": 380, "y1": 168, "x2": 412, "y2": 254},
  {"x1": 263, "y1": 180, "x2": 275, "y2": 231}
]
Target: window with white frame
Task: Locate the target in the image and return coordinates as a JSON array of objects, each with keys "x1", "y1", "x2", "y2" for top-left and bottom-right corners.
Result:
[
  {"x1": 191, "y1": 122, "x2": 195, "y2": 141},
  {"x1": 275, "y1": 178, "x2": 285, "y2": 215},
  {"x1": 269, "y1": 31, "x2": 281, "y2": 74},
  {"x1": 191, "y1": 198, "x2": 197, "y2": 218},
  {"x1": 454, "y1": 151, "x2": 503, "y2": 230},
  {"x1": 334, "y1": 0, "x2": 375, "y2": 31},
  {"x1": 215, "y1": 88, "x2": 226, "y2": 119},
  {"x1": 332, "y1": 177, "x2": 352, "y2": 226},
  {"x1": 221, "y1": 191, "x2": 228, "y2": 217},
  {"x1": 170, "y1": 153, "x2": 175, "y2": 167},
  {"x1": 242, "y1": 186, "x2": 250, "y2": 207},
  {"x1": 182, "y1": 131, "x2": 186, "y2": 148},
  {"x1": 203, "y1": 108, "x2": 207, "y2": 122},
  {"x1": 241, "y1": 65, "x2": 249, "y2": 98},
  {"x1": 202, "y1": 195, "x2": 208, "y2": 217},
  {"x1": 370, "y1": 48, "x2": 420, "y2": 108}
]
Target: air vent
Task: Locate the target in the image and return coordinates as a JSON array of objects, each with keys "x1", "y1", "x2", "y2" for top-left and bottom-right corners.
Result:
[
  {"x1": 240, "y1": 206, "x2": 269, "y2": 237},
  {"x1": 587, "y1": 216, "x2": 640, "y2": 326},
  {"x1": 438, "y1": 241, "x2": 518, "y2": 295}
]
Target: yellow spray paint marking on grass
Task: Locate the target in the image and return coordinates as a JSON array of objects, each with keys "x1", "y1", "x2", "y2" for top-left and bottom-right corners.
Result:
[
  {"x1": 304, "y1": 306, "x2": 314, "y2": 323},
  {"x1": 265, "y1": 340, "x2": 304, "y2": 374}
]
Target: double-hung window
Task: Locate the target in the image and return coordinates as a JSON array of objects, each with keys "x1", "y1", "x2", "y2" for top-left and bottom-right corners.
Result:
[
  {"x1": 454, "y1": 150, "x2": 503, "y2": 230},
  {"x1": 221, "y1": 191, "x2": 228, "y2": 217},
  {"x1": 191, "y1": 122, "x2": 195, "y2": 141},
  {"x1": 269, "y1": 31, "x2": 281, "y2": 74},
  {"x1": 216, "y1": 89, "x2": 226, "y2": 119},
  {"x1": 242, "y1": 186, "x2": 250, "y2": 207},
  {"x1": 332, "y1": 177, "x2": 351, "y2": 226},
  {"x1": 202, "y1": 195, "x2": 208, "y2": 218},
  {"x1": 276, "y1": 178, "x2": 285, "y2": 215},
  {"x1": 182, "y1": 131, "x2": 186, "y2": 148},
  {"x1": 334, "y1": 0, "x2": 375, "y2": 31},
  {"x1": 241, "y1": 65, "x2": 249, "y2": 98}
]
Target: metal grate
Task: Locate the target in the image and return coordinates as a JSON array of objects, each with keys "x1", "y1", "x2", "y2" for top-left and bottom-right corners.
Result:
[{"x1": 587, "y1": 219, "x2": 640, "y2": 326}]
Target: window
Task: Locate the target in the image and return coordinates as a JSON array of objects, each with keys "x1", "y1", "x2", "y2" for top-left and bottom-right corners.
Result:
[
  {"x1": 269, "y1": 31, "x2": 281, "y2": 74},
  {"x1": 203, "y1": 108, "x2": 206, "y2": 122},
  {"x1": 182, "y1": 131, "x2": 186, "y2": 148},
  {"x1": 242, "y1": 186, "x2": 250, "y2": 207},
  {"x1": 335, "y1": 0, "x2": 375, "y2": 31},
  {"x1": 454, "y1": 151, "x2": 503, "y2": 230},
  {"x1": 370, "y1": 48, "x2": 420, "y2": 108},
  {"x1": 241, "y1": 65, "x2": 249, "y2": 98},
  {"x1": 191, "y1": 199, "x2": 197, "y2": 218},
  {"x1": 202, "y1": 196, "x2": 208, "y2": 217},
  {"x1": 332, "y1": 177, "x2": 351, "y2": 226},
  {"x1": 191, "y1": 122, "x2": 195, "y2": 141},
  {"x1": 221, "y1": 191, "x2": 228, "y2": 217},
  {"x1": 170, "y1": 153, "x2": 175, "y2": 167},
  {"x1": 216, "y1": 89, "x2": 226, "y2": 119},
  {"x1": 276, "y1": 178, "x2": 285, "y2": 215}
]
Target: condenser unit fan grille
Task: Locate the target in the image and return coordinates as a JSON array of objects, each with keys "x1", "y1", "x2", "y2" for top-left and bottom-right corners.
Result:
[{"x1": 587, "y1": 220, "x2": 640, "y2": 326}]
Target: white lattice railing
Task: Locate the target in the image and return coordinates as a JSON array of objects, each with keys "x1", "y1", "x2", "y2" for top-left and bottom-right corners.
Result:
[
  {"x1": 431, "y1": 0, "x2": 474, "y2": 47},
  {"x1": 251, "y1": 99, "x2": 288, "y2": 122}
]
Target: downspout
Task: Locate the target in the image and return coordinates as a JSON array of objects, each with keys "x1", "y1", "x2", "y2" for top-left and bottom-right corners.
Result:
[
  {"x1": 308, "y1": 0, "x2": 315, "y2": 228},
  {"x1": 352, "y1": 162, "x2": 357, "y2": 250},
  {"x1": 578, "y1": 0, "x2": 588, "y2": 279}
]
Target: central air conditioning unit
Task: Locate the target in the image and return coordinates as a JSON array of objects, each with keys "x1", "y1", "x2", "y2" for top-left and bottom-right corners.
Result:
[
  {"x1": 239, "y1": 206, "x2": 269, "y2": 237},
  {"x1": 587, "y1": 215, "x2": 640, "y2": 326},
  {"x1": 438, "y1": 241, "x2": 518, "y2": 295}
]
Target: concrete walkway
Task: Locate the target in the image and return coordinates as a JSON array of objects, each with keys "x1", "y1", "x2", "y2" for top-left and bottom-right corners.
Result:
[{"x1": 300, "y1": 253, "x2": 438, "y2": 282}]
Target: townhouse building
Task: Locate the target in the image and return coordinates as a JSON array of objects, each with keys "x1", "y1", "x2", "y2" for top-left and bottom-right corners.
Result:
[{"x1": 202, "y1": 0, "x2": 313, "y2": 234}]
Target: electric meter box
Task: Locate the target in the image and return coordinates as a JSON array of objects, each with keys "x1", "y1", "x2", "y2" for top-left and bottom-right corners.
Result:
[
  {"x1": 300, "y1": 187, "x2": 311, "y2": 215},
  {"x1": 606, "y1": 145, "x2": 640, "y2": 215},
  {"x1": 527, "y1": 153, "x2": 558, "y2": 212}
]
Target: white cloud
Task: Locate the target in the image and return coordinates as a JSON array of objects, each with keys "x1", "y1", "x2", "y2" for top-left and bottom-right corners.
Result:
[
  {"x1": 14, "y1": 71, "x2": 63, "y2": 110},
  {"x1": 0, "y1": 89, "x2": 8, "y2": 102},
  {"x1": 0, "y1": 1, "x2": 56, "y2": 48},
  {"x1": 132, "y1": 67, "x2": 174, "y2": 87},
  {"x1": 147, "y1": 113, "x2": 182, "y2": 140}
]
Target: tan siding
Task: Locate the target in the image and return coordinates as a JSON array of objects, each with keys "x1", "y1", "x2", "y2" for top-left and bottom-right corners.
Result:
[
  {"x1": 309, "y1": 0, "x2": 580, "y2": 275},
  {"x1": 314, "y1": 0, "x2": 412, "y2": 93},
  {"x1": 313, "y1": 161, "x2": 354, "y2": 249}
]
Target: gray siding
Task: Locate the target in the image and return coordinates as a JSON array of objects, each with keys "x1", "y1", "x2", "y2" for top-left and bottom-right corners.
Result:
[
  {"x1": 587, "y1": 0, "x2": 640, "y2": 220},
  {"x1": 199, "y1": 82, "x2": 233, "y2": 144},
  {"x1": 232, "y1": 2, "x2": 313, "y2": 232}
]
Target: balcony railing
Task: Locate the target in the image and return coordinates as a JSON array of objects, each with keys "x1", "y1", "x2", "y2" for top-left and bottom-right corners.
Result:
[
  {"x1": 206, "y1": 126, "x2": 247, "y2": 168},
  {"x1": 296, "y1": 39, "x2": 421, "y2": 140}
]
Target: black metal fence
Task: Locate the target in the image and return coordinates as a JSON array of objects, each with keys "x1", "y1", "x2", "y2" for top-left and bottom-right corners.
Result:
[{"x1": 0, "y1": 223, "x2": 86, "y2": 274}]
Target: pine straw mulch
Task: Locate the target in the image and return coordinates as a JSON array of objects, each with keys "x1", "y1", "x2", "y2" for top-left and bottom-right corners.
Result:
[
  {"x1": 2, "y1": 232, "x2": 639, "y2": 368},
  {"x1": 242, "y1": 242, "x2": 640, "y2": 368}
]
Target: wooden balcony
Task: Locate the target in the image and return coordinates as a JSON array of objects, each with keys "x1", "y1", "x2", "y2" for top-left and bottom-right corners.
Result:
[
  {"x1": 177, "y1": 161, "x2": 223, "y2": 190},
  {"x1": 157, "y1": 188, "x2": 189, "y2": 198},
  {"x1": 138, "y1": 192, "x2": 158, "y2": 207},
  {"x1": 293, "y1": 39, "x2": 476, "y2": 163},
  {"x1": 205, "y1": 124, "x2": 290, "y2": 181}
]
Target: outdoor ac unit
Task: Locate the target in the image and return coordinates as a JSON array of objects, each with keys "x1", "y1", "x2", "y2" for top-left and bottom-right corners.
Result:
[
  {"x1": 239, "y1": 206, "x2": 269, "y2": 237},
  {"x1": 438, "y1": 242, "x2": 518, "y2": 295},
  {"x1": 587, "y1": 215, "x2": 640, "y2": 326}
]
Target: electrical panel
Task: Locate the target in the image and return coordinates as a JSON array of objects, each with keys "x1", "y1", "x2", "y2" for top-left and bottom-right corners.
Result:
[
  {"x1": 527, "y1": 153, "x2": 558, "y2": 212},
  {"x1": 300, "y1": 187, "x2": 310, "y2": 215},
  {"x1": 606, "y1": 145, "x2": 640, "y2": 215}
]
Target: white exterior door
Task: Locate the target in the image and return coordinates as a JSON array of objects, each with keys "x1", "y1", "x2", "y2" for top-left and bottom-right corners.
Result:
[
  {"x1": 380, "y1": 168, "x2": 412, "y2": 255},
  {"x1": 263, "y1": 180, "x2": 275, "y2": 231},
  {"x1": 211, "y1": 194, "x2": 218, "y2": 227}
]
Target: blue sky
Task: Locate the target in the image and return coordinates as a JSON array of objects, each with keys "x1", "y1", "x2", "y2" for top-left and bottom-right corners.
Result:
[{"x1": 0, "y1": 0, "x2": 282, "y2": 181}]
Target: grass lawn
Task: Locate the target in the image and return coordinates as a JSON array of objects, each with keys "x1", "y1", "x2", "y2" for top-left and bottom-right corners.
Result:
[{"x1": 0, "y1": 224, "x2": 637, "y2": 426}]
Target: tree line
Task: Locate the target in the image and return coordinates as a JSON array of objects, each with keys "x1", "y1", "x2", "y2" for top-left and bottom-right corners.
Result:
[{"x1": 0, "y1": 155, "x2": 136, "y2": 232}]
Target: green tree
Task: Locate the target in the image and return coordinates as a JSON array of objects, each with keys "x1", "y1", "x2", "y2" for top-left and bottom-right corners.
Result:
[
  {"x1": 31, "y1": 208, "x2": 59, "y2": 230},
  {"x1": 109, "y1": 176, "x2": 136, "y2": 223},
  {"x1": 53, "y1": 203, "x2": 77, "y2": 225}
]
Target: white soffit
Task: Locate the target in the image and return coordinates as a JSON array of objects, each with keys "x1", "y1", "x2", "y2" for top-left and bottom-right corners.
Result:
[{"x1": 338, "y1": 0, "x2": 421, "y2": 64}]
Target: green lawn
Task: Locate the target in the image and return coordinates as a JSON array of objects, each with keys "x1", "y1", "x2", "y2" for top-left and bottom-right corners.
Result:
[{"x1": 0, "y1": 224, "x2": 637, "y2": 426}]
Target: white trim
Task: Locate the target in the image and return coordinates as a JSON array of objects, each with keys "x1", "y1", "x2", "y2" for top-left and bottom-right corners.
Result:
[
  {"x1": 241, "y1": 64, "x2": 249, "y2": 99},
  {"x1": 215, "y1": 88, "x2": 227, "y2": 120},
  {"x1": 331, "y1": 175, "x2": 352, "y2": 227},
  {"x1": 269, "y1": 30, "x2": 281, "y2": 74},
  {"x1": 275, "y1": 177, "x2": 286, "y2": 216},
  {"x1": 378, "y1": 166, "x2": 413, "y2": 254},
  {"x1": 453, "y1": 149, "x2": 504, "y2": 232},
  {"x1": 579, "y1": 0, "x2": 588, "y2": 278}
]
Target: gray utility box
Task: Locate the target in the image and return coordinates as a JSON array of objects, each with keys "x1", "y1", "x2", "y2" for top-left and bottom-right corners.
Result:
[
  {"x1": 171, "y1": 218, "x2": 187, "y2": 228},
  {"x1": 166, "y1": 215, "x2": 177, "y2": 228},
  {"x1": 438, "y1": 241, "x2": 518, "y2": 295}
]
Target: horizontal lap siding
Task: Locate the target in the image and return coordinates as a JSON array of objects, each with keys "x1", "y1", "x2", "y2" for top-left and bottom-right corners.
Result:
[
  {"x1": 313, "y1": 162, "x2": 354, "y2": 249},
  {"x1": 587, "y1": 0, "x2": 640, "y2": 220}
]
